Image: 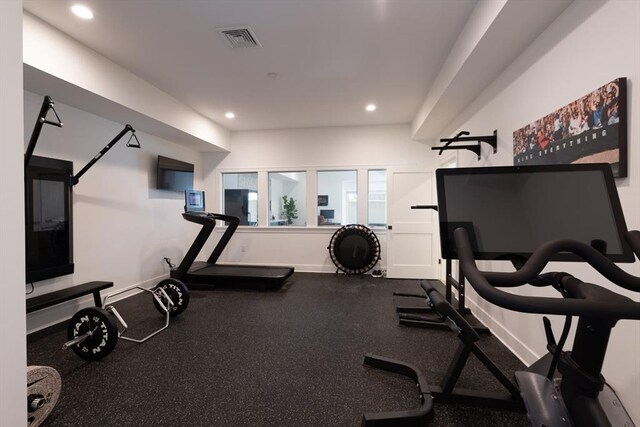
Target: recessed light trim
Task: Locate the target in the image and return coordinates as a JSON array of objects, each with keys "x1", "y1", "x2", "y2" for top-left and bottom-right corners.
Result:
[
  {"x1": 225, "y1": 112, "x2": 235, "y2": 119},
  {"x1": 366, "y1": 104, "x2": 377, "y2": 112},
  {"x1": 71, "y1": 4, "x2": 94, "y2": 20}
]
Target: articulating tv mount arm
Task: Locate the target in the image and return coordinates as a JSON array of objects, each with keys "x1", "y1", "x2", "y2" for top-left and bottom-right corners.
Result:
[
  {"x1": 432, "y1": 130, "x2": 498, "y2": 160},
  {"x1": 24, "y1": 96, "x2": 63, "y2": 169},
  {"x1": 70, "y1": 124, "x2": 140, "y2": 186}
]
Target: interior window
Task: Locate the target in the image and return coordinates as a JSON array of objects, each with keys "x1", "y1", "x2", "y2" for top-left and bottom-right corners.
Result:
[
  {"x1": 222, "y1": 172, "x2": 258, "y2": 226},
  {"x1": 268, "y1": 172, "x2": 307, "y2": 226},
  {"x1": 368, "y1": 169, "x2": 387, "y2": 227},
  {"x1": 316, "y1": 170, "x2": 357, "y2": 226}
]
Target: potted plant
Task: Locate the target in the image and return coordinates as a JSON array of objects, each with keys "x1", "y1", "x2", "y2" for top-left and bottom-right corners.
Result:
[{"x1": 282, "y1": 195, "x2": 298, "y2": 225}]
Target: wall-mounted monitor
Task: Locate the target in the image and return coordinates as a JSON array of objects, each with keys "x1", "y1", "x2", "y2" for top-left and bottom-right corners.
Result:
[
  {"x1": 157, "y1": 155, "x2": 194, "y2": 192},
  {"x1": 185, "y1": 190, "x2": 205, "y2": 212},
  {"x1": 436, "y1": 164, "x2": 632, "y2": 262},
  {"x1": 25, "y1": 156, "x2": 74, "y2": 283},
  {"x1": 320, "y1": 209, "x2": 335, "y2": 220}
]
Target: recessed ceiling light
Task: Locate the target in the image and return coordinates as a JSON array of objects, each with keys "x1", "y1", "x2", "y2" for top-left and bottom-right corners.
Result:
[
  {"x1": 366, "y1": 104, "x2": 377, "y2": 112},
  {"x1": 71, "y1": 4, "x2": 94, "y2": 20},
  {"x1": 225, "y1": 112, "x2": 235, "y2": 119}
]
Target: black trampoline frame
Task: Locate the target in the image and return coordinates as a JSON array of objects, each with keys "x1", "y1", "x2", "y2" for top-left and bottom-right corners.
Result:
[{"x1": 327, "y1": 224, "x2": 381, "y2": 274}]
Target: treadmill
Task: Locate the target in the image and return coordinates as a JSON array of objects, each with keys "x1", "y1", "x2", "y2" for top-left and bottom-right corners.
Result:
[{"x1": 171, "y1": 190, "x2": 294, "y2": 290}]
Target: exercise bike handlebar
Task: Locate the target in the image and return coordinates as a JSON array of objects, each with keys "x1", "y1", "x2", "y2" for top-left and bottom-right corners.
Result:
[
  {"x1": 478, "y1": 231, "x2": 640, "y2": 293},
  {"x1": 454, "y1": 228, "x2": 640, "y2": 319},
  {"x1": 627, "y1": 230, "x2": 640, "y2": 259}
]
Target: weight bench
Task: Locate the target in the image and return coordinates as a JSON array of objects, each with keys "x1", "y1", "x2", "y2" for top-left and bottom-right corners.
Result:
[
  {"x1": 395, "y1": 277, "x2": 491, "y2": 335},
  {"x1": 363, "y1": 280, "x2": 522, "y2": 425},
  {"x1": 26, "y1": 281, "x2": 114, "y2": 314},
  {"x1": 417, "y1": 280, "x2": 522, "y2": 409}
]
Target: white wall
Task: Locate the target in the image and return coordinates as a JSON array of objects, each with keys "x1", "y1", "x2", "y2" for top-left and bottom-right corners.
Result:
[
  {"x1": 443, "y1": 0, "x2": 640, "y2": 421},
  {"x1": 0, "y1": 1, "x2": 27, "y2": 425},
  {"x1": 24, "y1": 91, "x2": 205, "y2": 333},
  {"x1": 203, "y1": 124, "x2": 439, "y2": 272}
]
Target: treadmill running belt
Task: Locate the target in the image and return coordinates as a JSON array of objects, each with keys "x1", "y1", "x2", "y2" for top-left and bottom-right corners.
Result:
[{"x1": 191, "y1": 264, "x2": 293, "y2": 279}]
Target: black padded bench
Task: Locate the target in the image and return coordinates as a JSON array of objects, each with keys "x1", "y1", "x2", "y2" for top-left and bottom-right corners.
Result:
[{"x1": 26, "y1": 281, "x2": 113, "y2": 314}]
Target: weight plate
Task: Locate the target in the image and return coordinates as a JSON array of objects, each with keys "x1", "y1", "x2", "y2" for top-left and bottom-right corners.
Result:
[
  {"x1": 27, "y1": 366, "x2": 61, "y2": 427},
  {"x1": 66, "y1": 307, "x2": 118, "y2": 361},
  {"x1": 153, "y1": 278, "x2": 190, "y2": 317}
]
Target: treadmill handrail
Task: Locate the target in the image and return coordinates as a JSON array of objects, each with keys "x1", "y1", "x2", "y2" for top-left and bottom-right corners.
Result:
[
  {"x1": 175, "y1": 212, "x2": 216, "y2": 279},
  {"x1": 206, "y1": 214, "x2": 240, "y2": 264},
  {"x1": 454, "y1": 228, "x2": 640, "y2": 319},
  {"x1": 177, "y1": 212, "x2": 241, "y2": 269}
]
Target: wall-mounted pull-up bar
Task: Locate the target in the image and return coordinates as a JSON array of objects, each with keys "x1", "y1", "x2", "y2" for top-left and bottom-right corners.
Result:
[
  {"x1": 70, "y1": 124, "x2": 140, "y2": 186},
  {"x1": 410, "y1": 205, "x2": 437, "y2": 210},
  {"x1": 432, "y1": 130, "x2": 497, "y2": 160}
]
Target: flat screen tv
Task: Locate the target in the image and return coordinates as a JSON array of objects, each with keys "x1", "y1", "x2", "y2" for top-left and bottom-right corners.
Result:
[
  {"x1": 25, "y1": 155, "x2": 74, "y2": 283},
  {"x1": 157, "y1": 156, "x2": 194, "y2": 192},
  {"x1": 436, "y1": 164, "x2": 632, "y2": 263}
]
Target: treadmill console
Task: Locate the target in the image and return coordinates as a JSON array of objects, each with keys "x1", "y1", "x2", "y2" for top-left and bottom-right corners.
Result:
[
  {"x1": 182, "y1": 211, "x2": 216, "y2": 226},
  {"x1": 185, "y1": 189, "x2": 205, "y2": 212}
]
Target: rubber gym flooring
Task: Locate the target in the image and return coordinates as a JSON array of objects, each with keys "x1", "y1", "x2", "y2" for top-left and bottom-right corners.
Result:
[{"x1": 28, "y1": 272, "x2": 529, "y2": 426}]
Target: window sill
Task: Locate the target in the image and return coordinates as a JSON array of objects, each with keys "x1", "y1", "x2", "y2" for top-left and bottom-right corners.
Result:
[{"x1": 214, "y1": 226, "x2": 388, "y2": 234}]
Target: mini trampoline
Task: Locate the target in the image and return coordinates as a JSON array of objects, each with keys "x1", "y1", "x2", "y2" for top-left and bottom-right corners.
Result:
[{"x1": 327, "y1": 224, "x2": 381, "y2": 274}]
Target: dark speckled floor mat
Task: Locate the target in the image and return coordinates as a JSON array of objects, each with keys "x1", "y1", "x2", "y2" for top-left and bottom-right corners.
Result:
[{"x1": 28, "y1": 272, "x2": 529, "y2": 426}]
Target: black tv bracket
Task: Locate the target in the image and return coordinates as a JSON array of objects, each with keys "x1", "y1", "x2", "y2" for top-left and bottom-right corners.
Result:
[{"x1": 432, "y1": 130, "x2": 497, "y2": 160}]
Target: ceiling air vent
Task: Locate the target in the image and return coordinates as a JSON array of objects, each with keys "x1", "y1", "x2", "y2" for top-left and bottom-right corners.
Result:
[{"x1": 217, "y1": 26, "x2": 262, "y2": 49}]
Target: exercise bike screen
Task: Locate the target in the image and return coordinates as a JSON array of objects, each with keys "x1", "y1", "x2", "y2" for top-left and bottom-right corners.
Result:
[{"x1": 436, "y1": 164, "x2": 632, "y2": 262}]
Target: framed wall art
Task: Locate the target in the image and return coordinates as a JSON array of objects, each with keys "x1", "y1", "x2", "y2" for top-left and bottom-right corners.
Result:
[{"x1": 513, "y1": 77, "x2": 627, "y2": 177}]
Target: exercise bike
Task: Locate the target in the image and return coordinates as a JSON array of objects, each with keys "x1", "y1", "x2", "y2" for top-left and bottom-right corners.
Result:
[
  {"x1": 444, "y1": 164, "x2": 640, "y2": 426},
  {"x1": 456, "y1": 226, "x2": 640, "y2": 426},
  {"x1": 364, "y1": 164, "x2": 639, "y2": 426}
]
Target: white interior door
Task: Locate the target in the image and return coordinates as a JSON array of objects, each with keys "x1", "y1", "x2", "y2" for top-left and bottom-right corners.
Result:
[{"x1": 386, "y1": 169, "x2": 438, "y2": 279}]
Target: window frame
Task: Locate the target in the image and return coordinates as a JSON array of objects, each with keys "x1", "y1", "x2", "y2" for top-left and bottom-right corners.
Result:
[
  {"x1": 215, "y1": 167, "x2": 387, "y2": 232},
  {"x1": 367, "y1": 168, "x2": 387, "y2": 228}
]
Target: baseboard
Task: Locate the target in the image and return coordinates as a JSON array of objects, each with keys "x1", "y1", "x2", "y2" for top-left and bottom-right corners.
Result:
[
  {"x1": 27, "y1": 269, "x2": 384, "y2": 341},
  {"x1": 216, "y1": 262, "x2": 385, "y2": 274},
  {"x1": 464, "y1": 296, "x2": 541, "y2": 366},
  {"x1": 431, "y1": 277, "x2": 541, "y2": 365},
  {"x1": 27, "y1": 319, "x2": 67, "y2": 343},
  {"x1": 28, "y1": 272, "x2": 538, "y2": 369},
  {"x1": 27, "y1": 274, "x2": 168, "y2": 337}
]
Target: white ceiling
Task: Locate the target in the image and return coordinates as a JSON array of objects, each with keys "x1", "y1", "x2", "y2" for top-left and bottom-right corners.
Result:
[{"x1": 23, "y1": 0, "x2": 477, "y2": 132}]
